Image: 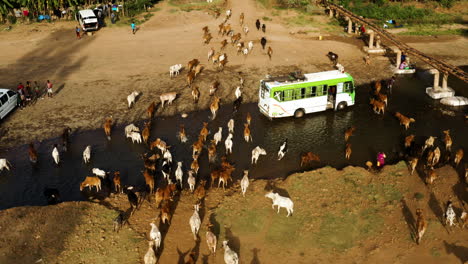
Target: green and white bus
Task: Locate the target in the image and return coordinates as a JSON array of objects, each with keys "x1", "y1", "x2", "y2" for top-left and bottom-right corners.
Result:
[{"x1": 258, "y1": 70, "x2": 355, "y2": 119}]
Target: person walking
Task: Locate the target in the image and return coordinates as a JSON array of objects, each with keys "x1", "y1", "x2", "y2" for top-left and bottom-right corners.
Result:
[
  {"x1": 111, "y1": 12, "x2": 116, "y2": 24},
  {"x1": 387, "y1": 76, "x2": 395, "y2": 94},
  {"x1": 46, "y1": 80, "x2": 53, "y2": 98},
  {"x1": 75, "y1": 26, "x2": 81, "y2": 39},
  {"x1": 17, "y1": 82, "x2": 25, "y2": 108},
  {"x1": 33, "y1": 81, "x2": 41, "y2": 100},
  {"x1": 131, "y1": 22, "x2": 136, "y2": 34},
  {"x1": 376, "y1": 152, "x2": 386, "y2": 168}
]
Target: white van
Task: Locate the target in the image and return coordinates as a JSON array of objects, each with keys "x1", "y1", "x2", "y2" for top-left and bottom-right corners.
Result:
[
  {"x1": 0, "y1": 89, "x2": 18, "y2": 120},
  {"x1": 76, "y1": 9, "x2": 99, "y2": 32}
]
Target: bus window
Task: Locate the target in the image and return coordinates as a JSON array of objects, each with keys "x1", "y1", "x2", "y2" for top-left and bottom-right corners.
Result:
[
  {"x1": 310, "y1": 86, "x2": 317, "y2": 97},
  {"x1": 322, "y1": 85, "x2": 328, "y2": 95},
  {"x1": 295, "y1": 87, "x2": 306, "y2": 99},
  {"x1": 284, "y1": 90, "x2": 293, "y2": 101},
  {"x1": 274, "y1": 91, "x2": 283, "y2": 101},
  {"x1": 343, "y1": 82, "x2": 354, "y2": 93}
]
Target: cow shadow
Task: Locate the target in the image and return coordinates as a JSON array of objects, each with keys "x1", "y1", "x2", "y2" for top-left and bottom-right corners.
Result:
[
  {"x1": 400, "y1": 198, "x2": 416, "y2": 241},
  {"x1": 224, "y1": 226, "x2": 241, "y2": 259},
  {"x1": 443, "y1": 241, "x2": 468, "y2": 264},
  {"x1": 250, "y1": 248, "x2": 261, "y2": 264}
]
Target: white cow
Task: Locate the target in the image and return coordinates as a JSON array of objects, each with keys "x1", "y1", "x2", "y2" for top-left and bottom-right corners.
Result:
[
  {"x1": 248, "y1": 41, "x2": 253, "y2": 51},
  {"x1": 175, "y1": 161, "x2": 183, "y2": 188},
  {"x1": 189, "y1": 204, "x2": 201, "y2": 241},
  {"x1": 127, "y1": 91, "x2": 139, "y2": 108},
  {"x1": 243, "y1": 26, "x2": 249, "y2": 35},
  {"x1": 92, "y1": 168, "x2": 107, "y2": 178},
  {"x1": 169, "y1": 64, "x2": 182, "y2": 77},
  {"x1": 52, "y1": 145, "x2": 60, "y2": 165},
  {"x1": 223, "y1": 240, "x2": 239, "y2": 264},
  {"x1": 214, "y1": 127, "x2": 223, "y2": 145},
  {"x1": 225, "y1": 133, "x2": 233, "y2": 155},
  {"x1": 130, "y1": 131, "x2": 142, "y2": 144},
  {"x1": 251, "y1": 146, "x2": 267, "y2": 165},
  {"x1": 235, "y1": 86, "x2": 242, "y2": 99},
  {"x1": 240, "y1": 170, "x2": 249, "y2": 197},
  {"x1": 227, "y1": 119, "x2": 234, "y2": 134},
  {"x1": 0, "y1": 158, "x2": 11, "y2": 171},
  {"x1": 149, "y1": 222, "x2": 161, "y2": 250},
  {"x1": 187, "y1": 170, "x2": 196, "y2": 192},
  {"x1": 160, "y1": 92, "x2": 177, "y2": 108},
  {"x1": 83, "y1": 145, "x2": 91, "y2": 164},
  {"x1": 265, "y1": 192, "x2": 294, "y2": 217},
  {"x1": 125, "y1": 124, "x2": 140, "y2": 138}
]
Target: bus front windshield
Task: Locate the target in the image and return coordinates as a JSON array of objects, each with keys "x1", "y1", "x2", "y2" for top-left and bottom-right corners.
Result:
[{"x1": 260, "y1": 82, "x2": 269, "y2": 99}]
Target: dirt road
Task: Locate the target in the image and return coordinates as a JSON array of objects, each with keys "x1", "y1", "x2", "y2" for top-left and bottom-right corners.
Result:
[{"x1": 1, "y1": 0, "x2": 466, "y2": 149}]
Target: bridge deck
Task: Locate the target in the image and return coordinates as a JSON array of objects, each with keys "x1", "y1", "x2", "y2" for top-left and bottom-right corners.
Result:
[{"x1": 326, "y1": 2, "x2": 468, "y2": 83}]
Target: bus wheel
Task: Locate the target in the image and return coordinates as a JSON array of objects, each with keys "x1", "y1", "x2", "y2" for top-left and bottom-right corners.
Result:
[
  {"x1": 294, "y1": 109, "x2": 305, "y2": 118},
  {"x1": 337, "y1": 102, "x2": 347, "y2": 110}
]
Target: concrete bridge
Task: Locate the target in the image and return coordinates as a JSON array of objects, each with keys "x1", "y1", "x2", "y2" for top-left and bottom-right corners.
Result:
[{"x1": 323, "y1": 1, "x2": 468, "y2": 98}]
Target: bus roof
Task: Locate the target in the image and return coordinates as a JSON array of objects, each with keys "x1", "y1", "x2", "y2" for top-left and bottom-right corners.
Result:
[{"x1": 264, "y1": 70, "x2": 352, "y2": 88}]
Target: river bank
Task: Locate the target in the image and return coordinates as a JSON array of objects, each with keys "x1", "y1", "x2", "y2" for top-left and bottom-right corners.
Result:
[{"x1": 0, "y1": 162, "x2": 466, "y2": 263}]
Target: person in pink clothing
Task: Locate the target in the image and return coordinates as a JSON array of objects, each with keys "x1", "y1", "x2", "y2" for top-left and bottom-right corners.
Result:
[
  {"x1": 377, "y1": 152, "x2": 386, "y2": 168},
  {"x1": 46, "y1": 80, "x2": 53, "y2": 98}
]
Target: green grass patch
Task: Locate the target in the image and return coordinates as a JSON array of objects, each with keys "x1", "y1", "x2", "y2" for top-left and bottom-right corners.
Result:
[
  {"x1": 169, "y1": 0, "x2": 224, "y2": 11},
  {"x1": 431, "y1": 247, "x2": 442, "y2": 257},
  {"x1": 286, "y1": 14, "x2": 315, "y2": 26},
  {"x1": 414, "y1": 192, "x2": 425, "y2": 201},
  {"x1": 362, "y1": 183, "x2": 402, "y2": 204},
  {"x1": 314, "y1": 209, "x2": 383, "y2": 251},
  {"x1": 398, "y1": 28, "x2": 467, "y2": 36},
  {"x1": 263, "y1": 16, "x2": 273, "y2": 21}
]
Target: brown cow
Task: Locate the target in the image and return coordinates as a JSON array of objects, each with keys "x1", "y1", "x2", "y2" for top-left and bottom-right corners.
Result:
[
  {"x1": 374, "y1": 80, "x2": 382, "y2": 95},
  {"x1": 404, "y1": 134, "x2": 415, "y2": 148},
  {"x1": 28, "y1": 142, "x2": 38, "y2": 164},
  {"x1": 210, "y1": 96, "x2": 220, "y2": 120},
  {"x1": 194, "y1": 64, "x2": 204, "y2": 78},
  {"x1": 442, "y1": 130, "x2": 452, "y2": 151},
  {"x1": 199, "y1": 122, "x2": 209, "y2": 142},
  {"x1": 369, "y1": 98, "x2": 385, "y2": 115},
  {"x1": 142, "y1": 169, "x2": 155, "y2": 194},
  {"x1": 194, "y1": 180, "x2": 207, "y2": 202},
  {"x1": 103, "y1": 117, "x2": 112, "y2": 140},
  {"x1": 191, "y1": 155, "x2": 200, "y2": 175},
  {"x1": 187, "y1": 70, "x2": 196, "y2": 87},
  {"x1": 192, "y1": 136, "x2": 204, "y2": 157},
  {"x1": 113, "y1": 171, "x2": 121, "y2": 193},
  {"x1": 246, "y1": 112, "x2": 252, "y2": 125},
  {"x1": 344, "y1": 126, "x2": 356, "y2": 142},
  {"x1": 454, "y1": 149, "x2": 464, "y2": 166},
  {"x1": 155, "y1": 183, "x2": 176, "y2": 208},
  {"x1": 179, "y1": 124, "x2": 188, "y2": 143},
  {"x1": 376, "y1": 93, "x2": 388, "y2": 106},
  {"x1": 267, "y1": 46, "x2": 273, "y2": 60},
  {"x1": 221, "y1": 39, "x2": 228, "y2": 50},
  {"x1": 415, "y1": 208, "x2": 427, "y2": 244},
  {"x1": 142, "y1": 121, "x2": 151, "y2": 144},
  {"x1": 300, "y1": 152, "x2": 320, "y2": 167},
  {"x1": 80, "y1": 176, "x2": 101, "y2": 192},
  {"x1": 208, "y1": 140, "x2": 217, "y2": 163},
  {"x1": 218, "y1": 167, "x2": 235, "y2": 190},
  {"x1": 160, "y1": 201, "x2": 172, "y2": 225},
  {"x1": 395, "y1": 112, "x2": 415, "y2": 130},
  {"x1": 409, "y1": 157, "x2": 418, "y2": 175},
  {"x1": 345, "y1": 143, "x2": 352, "y2": 160},
  {"x1": 426, "y1": 168, "x2": 437, "y2": 185},
  {"x1": 147, "y1": 102, "x2": 156, "y2": 119},
  {"x1": 192, "y1": 86, "x2": 200, "y2": 103},
  {"x1": 210, "y1": 80, "x2": 220, "y2": 96},
  {"x1": 187, "y1": 59, "x2": 200, "y2": 72}
]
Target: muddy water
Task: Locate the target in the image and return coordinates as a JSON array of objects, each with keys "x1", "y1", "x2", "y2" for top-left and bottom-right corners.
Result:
[{"x1": 1, "y1": 70, "x2": 467, "y2": 209}]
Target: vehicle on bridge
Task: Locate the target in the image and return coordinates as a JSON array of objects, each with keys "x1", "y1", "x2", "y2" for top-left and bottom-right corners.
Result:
[{"x1": 258, "y1": 70, "x2": 355, "y2": 119}]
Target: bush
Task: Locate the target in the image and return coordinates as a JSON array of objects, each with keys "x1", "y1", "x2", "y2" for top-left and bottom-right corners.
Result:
[
  {"x1": 439, "y1": 0, "x2": 456, "y2": 8},
  {"x1": 7, "y1": 15, "x2": 17, "y2": 24}
]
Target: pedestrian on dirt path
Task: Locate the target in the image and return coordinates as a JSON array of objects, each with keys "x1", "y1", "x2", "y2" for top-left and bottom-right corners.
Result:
[
  {"x1": 46, "y1": 80, "x2": 53, "y2": 98},
  {"x1": 25, "y1": 81, "x2": 32, "y2": 103},
  {"x1": 256, "y1": 19, "x2": 261, "y2": 30},
  {"x1": 131, "y1": 22, "x2": 136, "y2": 35},
  {"x1": 262, "y1": 24, "x2": 266, "y2": 33},
  {"x1": 376, "y1": 152, "x2": 386, "y2": 168},
  {"x1": 111, "y1": 12, "x2": 116, "y2": 24},
  {"x1": 34, "y1": 81, "x2": 41, "y2": 100},
  {"x1": 387, "y1": 76, "x2": 395, "y2": 94},
  {"x1": 75, "y1": 26, "x2": 81, "y2": 39}
]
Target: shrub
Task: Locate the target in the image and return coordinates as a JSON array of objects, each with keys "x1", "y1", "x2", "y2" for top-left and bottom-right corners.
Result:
[{"x1": 7, "y1": 15, "x2": 16, "y2": 24}]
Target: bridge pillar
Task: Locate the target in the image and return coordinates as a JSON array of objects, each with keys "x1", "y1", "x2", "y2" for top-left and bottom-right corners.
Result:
[
  {"x1": 395, "y1": 49, "x2": 401, "y2": 70},
  {"x1": 364, "y1": 31, "x2": 386, "y2": 54},
  {"x1": 368, "y1": 30, "x2": 374, "y2": 49},
  {"x1": 347, "y1": 17, "x2": 352, "y2": 34},
  {"x1": 329, "y1": 9, "x2": 334, "y2": 18},
  {"x1": 426, "y1": 69, "x2": 455, "y2": 99},
  {"x1": 354, "y1": 24, "x2": 359, "y2": 34},
  {"x1": 375, "y1": 35, "x2": 381, "y2": 48}
]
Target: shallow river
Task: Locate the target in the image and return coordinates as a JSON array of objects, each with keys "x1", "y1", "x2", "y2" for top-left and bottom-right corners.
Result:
[{"x1": 0, "y1": 69, "x2": 467, "y2": 209}]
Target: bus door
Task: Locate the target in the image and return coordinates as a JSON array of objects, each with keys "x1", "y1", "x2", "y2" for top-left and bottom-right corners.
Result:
[{"x1": 328, "y1": 85, "x2": 337, "y2": 108}]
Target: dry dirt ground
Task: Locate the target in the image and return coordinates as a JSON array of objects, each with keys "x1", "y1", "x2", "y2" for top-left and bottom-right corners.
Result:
[
  {"x1": 0, "y1": 0, "x2": 467, "y2": 263},
  {"x1": 0, "y1": 163, "x2": 467, "y2": 263},
  {"x1": 0, "y1": 0, "x2": 467, "y2": 148}
]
